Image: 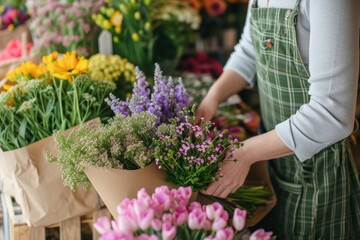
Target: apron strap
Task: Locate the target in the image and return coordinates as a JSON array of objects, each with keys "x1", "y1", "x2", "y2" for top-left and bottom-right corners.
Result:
[
  {"x1": 252, "y1": 0, "x2": 258, "y2": 8},
  {"x1": 293, "y1": 0, "x2": 302, "y2": 10}
]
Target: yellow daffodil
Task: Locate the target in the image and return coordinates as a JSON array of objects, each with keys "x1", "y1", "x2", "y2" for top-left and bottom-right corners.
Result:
[
  {"x1": 132, "y1": 33, "x2": 140, "y2": 41},
  {"x1": 110, "y1": 11, "x2": 123, "y2": 27},
  {"x1": 47, "y1": 51, "x2": 88, "y2": 82},
  {"x1": 42, "y1": 52, "x2": 58, "y2": 66},
  {"x1": 134, "y1": 11, "x2": 140, "y2": 20}
]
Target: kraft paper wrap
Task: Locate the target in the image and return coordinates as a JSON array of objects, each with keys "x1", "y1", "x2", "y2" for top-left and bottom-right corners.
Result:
[
  {"x1": 0, "y1": 119, "x2": 100, "y2": 226},
  {"x1": 198, "y1": 161, "x2": 277, "y2": 228},
  {"x1": 84, "y1": 162, "x2": 178, "y2": 218}
]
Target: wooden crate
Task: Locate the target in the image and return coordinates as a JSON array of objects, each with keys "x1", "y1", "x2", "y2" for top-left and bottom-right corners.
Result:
[{"x1": 4, "y1": 195, "x2": 111, "y2": 240}]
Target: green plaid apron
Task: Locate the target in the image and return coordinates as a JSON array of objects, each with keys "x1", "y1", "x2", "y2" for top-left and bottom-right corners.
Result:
[{"x1": 250, "y1": 0, "x2": 360, "y2": 239}]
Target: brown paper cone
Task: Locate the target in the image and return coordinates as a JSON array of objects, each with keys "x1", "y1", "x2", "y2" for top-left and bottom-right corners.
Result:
[
  {"x1": 84, "y1": 162, "x2": 177, "y2": 218},
  {"x1": 0, "y1": 119, "x2": 100, "y2": 226}
]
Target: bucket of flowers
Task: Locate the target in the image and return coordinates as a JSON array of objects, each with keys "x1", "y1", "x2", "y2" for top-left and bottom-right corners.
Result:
[
  {"x1": 0, "y1": 50, "x2": 115, "y2": 226},
  {"x1": 93, "y1": 185, "x2": 274, "y2": 240},
  {"x1": 49, "y1": 64, "x2": 191, "y2": 218}
]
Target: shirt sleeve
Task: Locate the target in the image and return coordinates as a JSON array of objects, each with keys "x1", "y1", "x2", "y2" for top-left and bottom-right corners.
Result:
[
  {"x1": 223, "y1": 0, "x2": 257, "y2": 87},
  {"x1": 275, "y1": 0, "x2": 360, "y2": 161}
]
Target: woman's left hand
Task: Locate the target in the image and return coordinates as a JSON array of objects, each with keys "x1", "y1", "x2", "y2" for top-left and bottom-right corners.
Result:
[{"x1": 201, "y1": 150, "x2": 252, "y2": 199}]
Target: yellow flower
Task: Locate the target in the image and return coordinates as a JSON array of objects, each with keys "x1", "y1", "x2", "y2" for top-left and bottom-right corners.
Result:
[
  {"x1": 42, "y1": 52, "x2": 58, "y2": 66},
  {"x1": 7, "y1": 24, "x2": 14, "y2": 31},
  {"x1": 115, "y1": 26, "x2": 121, "y2": 33},
  {"x1": 144, "y1": 21, "x2": 151, "y2": 30},
  {"x1": 120, "y1": 4, "x2": 128, "y2": 13},
  {"x1": 110, "y1": 11, "x2": 123, "y2": 27},
  {"x1": 2, "y1": 84, "x2": 14, "y2": 91},
  {"x1": 134, "y1": 11, "x2": 140, "y2": 20},
  {"x1": 0, "y1": 6, "x2": 5, "y2": 14},
  {"x1": 132, "y1": 33, "x2": 139, "y2": 41},
  {"x1": 113, "y1": 36, "x2": 119, "y2": 43},
  {"x1": 47, "y1": 51, "x2": 88, "y2": 82},
  {"x1": 6, "y1": 62, "x2": 46, "y2": 82}
]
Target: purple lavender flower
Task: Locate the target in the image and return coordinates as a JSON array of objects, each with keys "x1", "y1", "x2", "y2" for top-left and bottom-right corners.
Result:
[
  {"x1": 107, "y1": 64, "x2": 189, "y2": 125},
  {"x1": 105, "y1": 93, "x2": 130, "y2": 116}
]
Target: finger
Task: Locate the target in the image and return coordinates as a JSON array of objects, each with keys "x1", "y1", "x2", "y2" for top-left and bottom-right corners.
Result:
[
  {"x1": 202, "y1": 181, "x2": 220, "y2": 196},
  {"x1": 218, "y1": 188, "x2": 232, "y2": 199}
]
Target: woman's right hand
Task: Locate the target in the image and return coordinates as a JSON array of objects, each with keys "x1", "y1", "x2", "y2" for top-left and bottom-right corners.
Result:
[{"x1": 195, "y1": 94, "x2": 219, "y2": 124}]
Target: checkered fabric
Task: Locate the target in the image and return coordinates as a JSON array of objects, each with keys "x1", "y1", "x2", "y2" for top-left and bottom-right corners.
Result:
[{"x1": 250, "y1": 0, "x2": 360, "y2": 239}]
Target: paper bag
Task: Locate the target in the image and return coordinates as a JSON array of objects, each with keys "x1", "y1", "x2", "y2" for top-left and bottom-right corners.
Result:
[
  {"x1": 0, "y1": 120, "x2": 100, "y2": 226},
  {"x1": 84, "y1": 162, "x2": 177, "y2": 218}
]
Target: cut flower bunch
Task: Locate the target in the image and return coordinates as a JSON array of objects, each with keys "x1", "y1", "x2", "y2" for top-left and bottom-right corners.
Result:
[
  {"x1": 0, "y1": 0, "x2": 30, "y2": 31},
  {"x1": 154, "y1": 110, "x2": 240, "y2": 192},
  {"x1": 0, "y1": 50, "x2": 115, "y2": 151},
  {"x1": 92, "y1": 0, "x2": 200, "y2": 76},
  {"x1": 94, "y1": 185, "x2": 274, "y2": 240}
]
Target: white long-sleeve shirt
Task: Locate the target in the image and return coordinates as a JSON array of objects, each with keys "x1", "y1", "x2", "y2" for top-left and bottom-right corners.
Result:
[{"x1": 224, "y1": 0, "x2": 360, "y2": 161}]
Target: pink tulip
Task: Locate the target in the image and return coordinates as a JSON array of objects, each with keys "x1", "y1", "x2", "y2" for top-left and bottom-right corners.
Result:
[
  {"x1": 215, "y1": 227, "x2": 234, "y2": 240},
  {"x1": 113, "y1": 213, "x2": 138, "y2": 233},
  {"x1": 94, "y1": 217, "x2": 111, "y2": 234},
  {"x1": 161, "y1": 222, "x2": 177, "y2": 240},
  {"x1": 206, "y1": 202, "x2": 224, "y2": 220},
  {"x1": 162, "y1": 213, "x2": 173, "y2": 223},
  {"x1": 177, "y1": 186, "x2": 192, "y2": 200},
  {"x1": 135, "y1": 234, "x2": 159, "y2": 240},
  {"x1": 188, "y1": 208, "x2": 207, "y2": 230},
  {"x1": 152, "y1": 191, "x2": 172, "y2": 212},
  {"x1": 232, "y1": 208, "x2": 247, "y2": 231},
  {"x1": 151, "y1": 219, "x2": 162, "y2": 231},
  {"x1": 188, "y1": 201, "x2": 202, "y2": 212},
  {"x1": 249, "y1": 229, "x2": 273, "y2": 240},
  {"x1": 138, "y1": 209, "x2": 155, "y2": 230},
  {"x1": 100, "y1": 231, "x2": 134, "y2": 240},
  {"x1": 212, "y1": 216, "x2": 227, "y2": 231},
  {"x1": 173, "y1": 206, "x2": 188, "y2": 226}
]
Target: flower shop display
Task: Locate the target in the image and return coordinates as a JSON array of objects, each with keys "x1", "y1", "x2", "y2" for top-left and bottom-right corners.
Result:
[
  {"x1": 0, "y1": 1, "x2": 30, "y2": 31},
  {"x1": 30, "y1": 0, "x2": 103, "y2": 56},
  {"x1": 179, "y1": 51, "x2": 223, "y2": 79},
  {"x1": 180, "y1": 73, "x2": 214, "y2": 106},
  {"x1": 92, "y1": 0, "x2": 200, "y2": 76},
  {"x1": 184, "y1": 0, "x2": 248, "y2": 39},
  {"x1": 93, "y1": 185, "x2": 274, "y2": 240},
  {"x1": 50, "y1": 65, "x2": 189, "y2": 217},
  {"x1": 88, "y1": 53, "x2": 136, "y2": 99},
  {"x1": 0, "y1": 39, "x2": 33, "y2": 63},
  {"x1": 0, "y1": 51, "x2": 115, "y2": 226}
]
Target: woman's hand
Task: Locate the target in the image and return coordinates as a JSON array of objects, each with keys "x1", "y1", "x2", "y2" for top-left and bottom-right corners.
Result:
[
  {"x1": 195, "y1": 94, "x2": 219, "y2": 124},
  {"x1": 201, "y1": 149, "x2": 252, "y2": 199}
]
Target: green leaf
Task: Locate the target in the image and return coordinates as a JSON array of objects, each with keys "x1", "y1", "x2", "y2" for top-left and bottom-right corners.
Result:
[{"x1": 19, "y1": 119, "x2": 27, "y2": 140}]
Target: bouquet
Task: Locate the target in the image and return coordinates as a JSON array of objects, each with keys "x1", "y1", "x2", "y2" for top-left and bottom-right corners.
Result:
[
  {"x1": 0, "y1": 1, "x2": 30, "y2": 31},
  {"x1": 0, "y1": 50, "x2": 115, "y2": 151},
  {"x1": 30, "y1": 0, "x2": 103, "y2": 56},
  {"x1": 48, "y1": 111, "x2": 159, "y2": 190},
  {"x1": 88, "y1": 53, "x2": 136, "y2": 98},
  {"x1": 92, "y1": 0, "x2": 200, "y2": 76},
  {"x1": 106, "y1": 63, "x2": 190, "y2": 125},
  {"x1": 154, "y1": 110, "x2": 240, "y2": 192},
  {"x1": 94, "y1": 185, "x2": 274, "y2": 240}
]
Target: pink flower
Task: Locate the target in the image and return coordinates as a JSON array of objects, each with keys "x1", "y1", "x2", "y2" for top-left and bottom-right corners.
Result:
[
  {"x1": 215, "y1": 227, "x2": 234, "y2": 240},
  {"x1": 162, "y1": 213, "x2": 173, "y2": 224},
  {"x1": 100, "y1": 231, "x2": 134, "y2": 240},
  {"x1": 188, "y1": 208, "x2": 207, "y2": 230},
  {"x1": 177, "y1": 186, "x2": 192, "y2": 200},
  {"x1": 188, "y1": 201, "x2": 202, "y2": 212},
  {"x1": 206, "y1": 202, "x2": 224, "y2": 220},
  {"x1": 173, "y1": 206, "x2": 188, "y2": 226},
  {"x1": 162, "y1": 222, "x2": 176, "y2": 240},
  {"x1": 249, "y1": 229, "x2": 273, "y2": 240},
  {"x1": 151, "y1": 219, "x2": 162, "y2": 231},
  {"x1": 112, "y1": 212, "x2": 138, "y2": 233},
  {"x1": 94, "y1": 217, "x2": 111, "y2": 235},
  {"x1": 212, "y1": 216, "x2": 227, "y2": 231},
  {"x1": 232, "y1": 208, "x2": 246, "y2": 231},
  {"x1": 152, "y1": 190, "x2": 172, "y2": 212},
  {"x1": 135, "y1": 234, "x2": 159, "y2": 240},
  {"x1": 137, "y1": 209, "x2": 155, "y2": 230}
]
